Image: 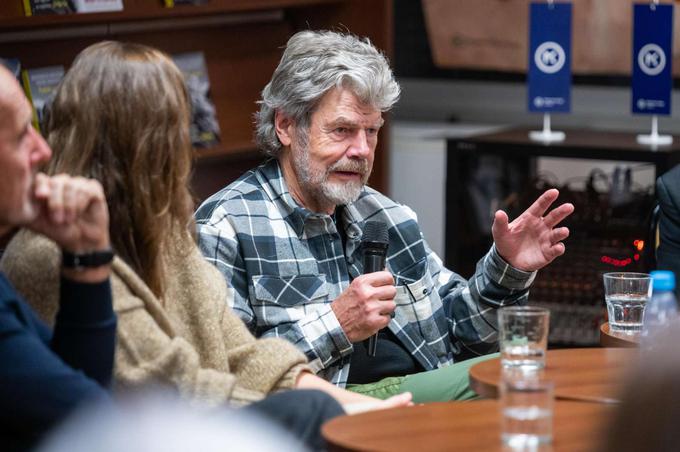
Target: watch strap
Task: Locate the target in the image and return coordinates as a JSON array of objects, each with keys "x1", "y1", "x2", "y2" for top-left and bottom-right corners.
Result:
[{"x1": 62, "y1": 249, "x2": 114, "y2": 269}]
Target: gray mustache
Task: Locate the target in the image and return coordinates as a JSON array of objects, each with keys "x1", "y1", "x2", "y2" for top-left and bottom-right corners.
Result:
[{"x1": 328, "y1": 159, "x2": 369, "y2": 175}]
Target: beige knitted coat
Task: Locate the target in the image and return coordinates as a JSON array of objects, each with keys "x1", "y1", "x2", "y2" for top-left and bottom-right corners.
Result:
[{"x1": 0, "y1": 230, "x2": 309, "y2": 407}]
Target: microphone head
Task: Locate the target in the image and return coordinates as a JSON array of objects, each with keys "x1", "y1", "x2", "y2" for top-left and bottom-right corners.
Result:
[{"x1": 362, "y1": 220, "x2": 388, "y2": 245}]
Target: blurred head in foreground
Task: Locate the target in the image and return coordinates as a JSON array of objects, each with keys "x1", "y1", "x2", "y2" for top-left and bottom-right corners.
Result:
[
  {"x1": 599, "y1": 321, "x2": 680, "y2": 452},
  {"x1": 38, "y1": 393, "x2": 306, "y2": 452}
]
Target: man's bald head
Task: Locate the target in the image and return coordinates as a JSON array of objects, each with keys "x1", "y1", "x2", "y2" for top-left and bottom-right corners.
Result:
[
  {"x1": 0, "y1": 65, "x2": 25, "y2": 130},
  {"x1": 0, "y1": 64, "x2": 52, "y2": 234}
]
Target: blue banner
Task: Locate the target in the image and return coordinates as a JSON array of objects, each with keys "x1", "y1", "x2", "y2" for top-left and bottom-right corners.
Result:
[
  {"x1": 632, "y1": 3, "x2": 673, "y2": 116},
  {"x1": 528, "y1": 2, "x2": 572, "y2": 113}
]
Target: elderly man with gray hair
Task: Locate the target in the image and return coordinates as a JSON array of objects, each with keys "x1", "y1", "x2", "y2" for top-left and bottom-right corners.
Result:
[{"x1": 196, "y1": 30, "x2": 574, "y2": 402}]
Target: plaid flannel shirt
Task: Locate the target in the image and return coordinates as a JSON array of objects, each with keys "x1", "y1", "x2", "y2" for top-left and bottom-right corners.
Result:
[{"x1": 195, "y1": 159, "x2": 536, "y2": 386}]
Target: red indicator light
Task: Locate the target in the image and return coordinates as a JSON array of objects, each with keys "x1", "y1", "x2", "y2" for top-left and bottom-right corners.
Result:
[
  {"x1": 601, "y1": 255, "x2": 633, "y2": 267},
  {"x1": 633, "y1": 240, "x2": 644, "y2": 252}
]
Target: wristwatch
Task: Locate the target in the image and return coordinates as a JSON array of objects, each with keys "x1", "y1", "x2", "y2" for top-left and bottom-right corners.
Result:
[{"x1": 62, "y1": 249, "x2": 114, "y2": 270}]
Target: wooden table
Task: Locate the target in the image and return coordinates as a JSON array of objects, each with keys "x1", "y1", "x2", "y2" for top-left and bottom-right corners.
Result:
[
  {"x1": 469, "y1": 348, "x2": 637, "y2": 404},
  {"x1": 599, "y1": 322, "x2": 640, "y2": 348},
  {"x1": 323, "y1": 400, "x2": 616, "y2": 452}
]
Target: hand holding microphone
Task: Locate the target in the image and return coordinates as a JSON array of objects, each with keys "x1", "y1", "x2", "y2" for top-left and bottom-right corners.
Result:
[{"x1": 330, "y1": 221, "x2": 395, "y2": 355}]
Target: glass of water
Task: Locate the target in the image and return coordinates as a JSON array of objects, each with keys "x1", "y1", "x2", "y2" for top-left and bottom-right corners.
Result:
[
  {"x1": 498, "y1": 306, "x2": 550, "y2": 371},
  {"x1": 603, "y1": 272, "x2": 651, "y2": 334},
  {"x1": 500, "y1": 374, "x2": 554, "y2": 448}
]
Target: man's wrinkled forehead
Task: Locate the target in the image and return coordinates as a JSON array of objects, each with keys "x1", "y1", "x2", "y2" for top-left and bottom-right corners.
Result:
[
  {"x1": 0, "y1": 67, "x2": 29, "y2": 132},
  {"x1": 0, "y1": 65, "x2": 19, "y2": 101},
  {"x1": 314, "y1": 87, "x2": 382, "y2": 122}
]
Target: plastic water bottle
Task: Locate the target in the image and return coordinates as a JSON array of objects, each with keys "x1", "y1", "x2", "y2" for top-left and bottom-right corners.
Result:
[{"x1": 642, "y1": 270, "x2": 678, "y2": 346}]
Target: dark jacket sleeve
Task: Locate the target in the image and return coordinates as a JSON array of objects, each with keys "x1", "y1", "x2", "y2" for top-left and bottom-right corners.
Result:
[
  {"x1": 51, "y1": 277, "x2": 117, "y2": 388},
  {"x1": 656, "y1": 167, "x2": 680, "y2": 297},
  {"x1": 0, "y1": 275, "x2": 115, "y2": 444}
]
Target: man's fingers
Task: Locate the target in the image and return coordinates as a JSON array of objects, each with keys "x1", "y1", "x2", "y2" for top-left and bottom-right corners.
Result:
[
  {"x1": 360, "y1": 270, "x2": 395, "y2": 287},
  {"x1": 549, "y1": 227, "x2": 570, "y2": 244},
  {"x1": 75, "y1": 178, "x2": 102, "y2": 214},
  {"x1": 62, "y1": 180, "x2": 77, "y2": 223},
  {"x1": 365, "y1": 300, "x2": 395, "y2": 330},
  {"x1": 369, "y1": 299, "x2": 395, "y2": 316},
  {"x1": 48, "y1": 176, "x2": 66, "y2": 224},
  {"x1": 75, "y1": 183, "x2": 90, "y2": 216},
  {"x1": 366, "y1": 313, "x2": 391, "y2": 331},
  {"x1": 377, "y1": 299, "x2": 396, "y2": 315},
  {"x1": 48, "y1": 176, "x2": 107, "y2": 221},
  {"x1": 524, "y1": 188, "x2": 560, "y2": 218},
  {"x1": 33, "y1": 173, "x2": 51, "y2": 199},
  {"x1": 491, "y1": 209, "x2": 510, "y2": 238},
  {"x1": 378, "y1": 314, "x2": 391, "y2": 329},
  {"x1": 374, "y1": 284, "x2": 397, "y2": 301},
  {"x1": 542, "y1": 202, "x2": 574, "y2": 229},
  {"x1": 547, "y1": 242, "x2": 566, "y2": 260},
  {"x1": 28, "y1": 174, "x2": 110, "y2": 249},
  {"x1": 81, "y1": 177, "x2": 106, "y2": 202}
]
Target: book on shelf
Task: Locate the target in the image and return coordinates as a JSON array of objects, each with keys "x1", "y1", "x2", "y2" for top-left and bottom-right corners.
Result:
[
  {"x1": 21, "y1": 66, "x2": 65, "y2": 134},
  {"x1": 23, "y1": 0, "x2": 123, "y2": 16},
  {"x1": 172, "y1": 52, "x2": 221, "y2": 149},
  {"x1": 0, "y1": 58, "x2": 21, "y2": 81},
  {"x1": 164, "y1": 0, "x2": 209, "y2": 7}
]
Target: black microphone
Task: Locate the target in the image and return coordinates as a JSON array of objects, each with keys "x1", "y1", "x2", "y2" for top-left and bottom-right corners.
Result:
[{"x1": 362, "y1": 220, "x2": 389, "y2": 357}]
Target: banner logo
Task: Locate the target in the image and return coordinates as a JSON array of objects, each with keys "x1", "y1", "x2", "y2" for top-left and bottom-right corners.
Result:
[
  {"x1": 637, "y1": 43, "x2": 666, "y2": 76},
  {"x1": 636, "y1": 98, "x2": 665, "y2": 110},
  {"x1": 534, "y1": 41, "x2": 566, "y2": 74}
]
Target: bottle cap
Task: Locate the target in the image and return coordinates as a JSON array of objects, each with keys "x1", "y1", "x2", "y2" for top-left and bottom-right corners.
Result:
[{"x1": 651, "y1": 270, "x2": 676, "y2": 291}]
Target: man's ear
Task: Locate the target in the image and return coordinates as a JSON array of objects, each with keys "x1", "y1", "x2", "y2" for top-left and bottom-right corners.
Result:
[{"x1": 274, "y1": 110, "x2": 294, "y2": 147}]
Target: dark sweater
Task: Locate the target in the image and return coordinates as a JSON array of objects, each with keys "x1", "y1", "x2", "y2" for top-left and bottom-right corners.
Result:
[
  {"x1": 0, "y1": 272, "x2": 116, "y2": 450},
  {"x1": 657, "y1": 165, "x2": 680, "y2": 297}
]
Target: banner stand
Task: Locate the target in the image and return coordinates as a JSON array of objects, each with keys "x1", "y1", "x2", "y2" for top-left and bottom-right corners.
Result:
[
  {"x1": 637, "y1": 115, "x2": 673, "y2": 147},
  {"x1": 527, "y1": 1, "x2": 571, "y2": 143},
  {"x1": 632, "y1": 2, "x2": 673, "y2": 148},
  {"x1": 529, "y1": 113, "x2": 565, "y2": 142}
]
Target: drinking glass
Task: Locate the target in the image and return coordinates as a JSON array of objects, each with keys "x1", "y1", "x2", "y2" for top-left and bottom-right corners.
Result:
[
  {"x1": 500, "y1": 375, "x2": 554, "y2": 448},
  {"x1": 603, "y1": 272, "x2": 651, "y2": 334},
  {"x1": 498, "y1": 306, "x2": 550, "y2": 371}
]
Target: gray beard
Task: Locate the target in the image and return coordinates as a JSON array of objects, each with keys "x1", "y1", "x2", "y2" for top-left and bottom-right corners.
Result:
[
  {"x1": 293, "y1": 141, "x2": 370, "y2": 208},
  {"x1": 318, "y1": 178, "x2": 364, "y2": 206}
]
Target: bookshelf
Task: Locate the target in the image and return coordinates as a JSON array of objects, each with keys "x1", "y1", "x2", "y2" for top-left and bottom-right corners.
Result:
[{"x1": 0, "y1": 0, "x2": 393, "y2": 201}]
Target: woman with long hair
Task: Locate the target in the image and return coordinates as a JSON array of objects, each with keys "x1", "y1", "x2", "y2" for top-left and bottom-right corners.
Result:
[{"x1": 0, "y1": 41, "x2": 409, "y2": 450}]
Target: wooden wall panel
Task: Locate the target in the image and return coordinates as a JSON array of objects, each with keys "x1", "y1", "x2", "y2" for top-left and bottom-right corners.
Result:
[{"x1": 0, "y1": 0, "x2": 392, "y2": 201}]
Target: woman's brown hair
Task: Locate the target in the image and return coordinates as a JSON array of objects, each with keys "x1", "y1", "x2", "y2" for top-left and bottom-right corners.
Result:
[{"x1": 45, "y1": 41, "x2": 194, "y2": 298}]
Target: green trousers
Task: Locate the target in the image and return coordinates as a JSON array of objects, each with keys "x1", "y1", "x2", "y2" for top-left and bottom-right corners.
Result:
[{"x1": 346, "y1": 353, "x2": 499, "y2": 403}]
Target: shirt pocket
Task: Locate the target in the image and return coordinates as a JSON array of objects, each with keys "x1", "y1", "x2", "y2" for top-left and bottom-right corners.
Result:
[
  {"x1": 252, "y1": 274, "x2": 329, "y2": 306},
  {"x1": 250, "y1": 274, "x2": 329, "y2": 324},
  {"x1": 393, "y1": 258, "x2": 440, "y2": 324}
]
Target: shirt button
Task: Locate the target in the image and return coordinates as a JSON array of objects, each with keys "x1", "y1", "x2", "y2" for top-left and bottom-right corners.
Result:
[{"x1": 423, "y1": 288, "x2": 429, "y2": 295}]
